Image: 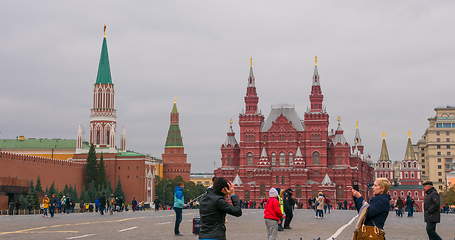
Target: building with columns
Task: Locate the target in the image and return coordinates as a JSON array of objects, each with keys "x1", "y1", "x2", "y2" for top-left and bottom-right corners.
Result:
[
  {"x1": 415, "y1": 106, "x2": 455, "y2": 192},
  {"x1": 214, "y1": 57, "x2": 374, "y2": 205}
]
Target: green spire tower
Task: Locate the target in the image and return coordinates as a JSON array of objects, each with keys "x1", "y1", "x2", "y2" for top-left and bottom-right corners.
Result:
[
  {"x1": 95, "y1": 25, "x2": 113, "y2": 84},
  {"x1": 162, "y1": 99, "x2": 191, "y2": 181},
  {"x1": 165, "y1": 100, "x2": 184, "y2": 148}
]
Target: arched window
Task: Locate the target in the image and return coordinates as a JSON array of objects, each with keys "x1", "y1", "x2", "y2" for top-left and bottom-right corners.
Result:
[
  {"x1": 413, "y1": 162, "x2": 417, "y2": 168},
  {"x1": 271, "y1": 153, "x2": 276, "y2": 166},
  {"x1": 411, "y1": 172, "x2": 415, "y2": 178},
  {"x1": 312, "y1": 151, "x2": 320, "y2": 164},
  {"x1": 96, "y1": 130, "x2": 100, "y2": 145},
  {"x1": 393, "y1": 192, "x2": 397, "y2": 197},
  {"x1": 414, "y1": 191, "x2": 418, "y2": 197},
  {"x1": 289, "y1": 152, "x2": 294, "y2": 166},
  {"x1": 400, "y1": 191, "x2": 404, "y2": 197},
  {"x1": 281, "y1": 176, "x2": 285, "y2": 184},
  {"x1": 408, "y1": 162, "x2": 411, "y2": 168},
  {"x1": 106, "y1": 129, "x2": 110, "y2": 145},
  {"x1": 279, "y1": 152, "x2": 286, "y2": 166},
  {"x1": 247, "y1": 152, "x2": 253, "y2": 165},
  {"x1": 405, "y1": 172, "x2": 408, "y2": 178}
]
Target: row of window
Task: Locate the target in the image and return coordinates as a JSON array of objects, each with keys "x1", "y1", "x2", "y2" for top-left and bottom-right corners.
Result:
[
  {"x1": 436, "y1": 123, "x2": 455, "y2": 128},
  {"x1": 392, "y1": 191, "x2": 422, "y2": 198},
  {"x1": 246, "y1": 151, "x2": 320, "y2": 165},
  {"x1": 436, "y1": 151, "x2": 452, "y2": 156},
  {"x1": 436, "y1": 145, "x2": 451, "y2": 149},
  {"x1": 435, "y1": 138, "x2": 451, "y2": 142}
]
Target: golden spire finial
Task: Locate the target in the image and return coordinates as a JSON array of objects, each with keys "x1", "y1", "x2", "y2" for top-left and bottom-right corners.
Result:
[
  {"x1": 173, "y1": 97, "x2": 177, "y2": 104},
  {"x1": 314, "y1": 56, "x2": 318, "y2": 66},
  {"x1": 355, "y1": 120, "x2": 359, "y2": 129},
  {"x1": 407, "y1": 130, "x2": 412, "y2": 138},
  {"x1": 229, "y1": 119, "x2": 233, "y2": 126},
  {"x1": 104, "y1": 24, "x2": 107, "y2": 38},
  {"x1": 381, "y1": 131, "x2": 387, "y2": 139},
  {"x1": 249, "y1": 56, "x2": 253, "y2": 68},
  {"x1": 336, "y1": 116, "x2": 341, "y2": 122}
]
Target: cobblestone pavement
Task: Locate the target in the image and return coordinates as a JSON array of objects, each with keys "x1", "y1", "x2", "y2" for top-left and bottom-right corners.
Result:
[{"x1": 0, "y1": 209, "x2": 454, "y2": 240}]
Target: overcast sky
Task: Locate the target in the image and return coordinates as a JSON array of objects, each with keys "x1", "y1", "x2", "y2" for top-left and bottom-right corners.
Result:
[{"x1": 1, "y1": 1, "x2": 455, "y2": 172}]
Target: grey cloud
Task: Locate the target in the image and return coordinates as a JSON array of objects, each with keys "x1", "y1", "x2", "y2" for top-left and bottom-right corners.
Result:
[{"x1": 1, "y1": 1, "x2": 455, "y2": 172}]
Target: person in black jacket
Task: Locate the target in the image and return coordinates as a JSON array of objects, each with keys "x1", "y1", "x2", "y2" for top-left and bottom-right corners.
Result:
[
  {"x1": 283, "y1": 188, "x2": 295, "y2": 229},
  {"x1": 198, "y1": 177, "x2": 242, "y2": 240},
  {"x1": 423, "y1": 181, "x2": 442, "y2": 240},
  {"x1": 353, "y1": 178, "x2": 391, "y2": 230}
]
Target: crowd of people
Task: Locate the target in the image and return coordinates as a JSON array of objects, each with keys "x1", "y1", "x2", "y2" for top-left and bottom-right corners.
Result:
[
  {"x1": 30, "y1": 177, "x2": 447, "y2": 240},
  {"x1": 164, "y1": 177, "x2": 445, "y2": 240}
]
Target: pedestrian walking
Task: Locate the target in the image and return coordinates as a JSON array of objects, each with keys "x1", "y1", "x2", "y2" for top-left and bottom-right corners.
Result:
[
  {"x1": 99, "y1": 194, "x2": 106, "y2": 215},
  {"x1": 316, "y1": 192, "x2": 325, "y2": 219},
  {"x1": 199, "y1": 177, "x2": 242, "y2": 240},
  {"x1": 423, "y1": 181, "x2": 442, "y2": 240},
  {"x1": 283, "y1": 188, "x2": 295, "y2": 229},
  {"x1": 352, "y1": 178, "x2": 390, "y2": 240},
  {"x1": 264, "y1": 188, "x2": 283, "y2": 240},
  {"x1": 132, "y1": 197, "x2": 138, "y2": 212},
  {"x1": 396, "y1": 197, "x2": 404, "y2": 217},
  {"x1": 153, "y1": 198, "x2": 160, "y2": 211},
  {"x1": 406, "y1": 195, "x2": 415, "y2": 217},
  {"x1": 42, "y1": 195, "x2": 50, "y2": 217},
  {"x1": 173, "y1": 183, "x2": 185, "y2": 236},
  {"x1": 49, "y1": 194, "x2": 58, "y2": 217},
  {"x1": 65, "y1": 196, "x2": 71, "y2": 214}
]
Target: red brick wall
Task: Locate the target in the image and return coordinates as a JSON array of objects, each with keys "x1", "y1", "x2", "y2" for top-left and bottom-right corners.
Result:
[
  {"x1": 0, "y1": 152, "x2": 85, "y2": 194},
  {"x1": 0, "y1": 193, "x2": 8, "y2": 210}
]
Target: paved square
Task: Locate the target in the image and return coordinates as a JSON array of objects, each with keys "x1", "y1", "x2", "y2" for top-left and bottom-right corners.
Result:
[{"x1": 0, "y1": 209, "x2": 453, "y2": 240}]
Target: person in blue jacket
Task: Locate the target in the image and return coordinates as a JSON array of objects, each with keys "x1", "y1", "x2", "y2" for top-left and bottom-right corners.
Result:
[
  {"x1": 174, "y1": 182, "x2": 185, "y2": 236},
  {"x1": 352, "y1": 178, "x2": 391, "y2": 230}
]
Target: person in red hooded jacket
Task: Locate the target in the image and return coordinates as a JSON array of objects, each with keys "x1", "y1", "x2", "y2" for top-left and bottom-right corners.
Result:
[{"x1": 264, "y1": 188, "x2": 283, "y2": 240}]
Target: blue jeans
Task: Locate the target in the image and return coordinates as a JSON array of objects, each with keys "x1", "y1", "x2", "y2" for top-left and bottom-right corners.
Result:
[
  {"x1": 407, "y1": 207, "x2": 414, "y2": 217},
  {"x1": 174, "y1": 207, "x2": 182, "y2": 234}
]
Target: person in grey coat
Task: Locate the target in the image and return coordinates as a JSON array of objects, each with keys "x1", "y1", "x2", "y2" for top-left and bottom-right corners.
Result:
[{"x1": 423, "y1": 181, "x2": 441, "y2": 240}]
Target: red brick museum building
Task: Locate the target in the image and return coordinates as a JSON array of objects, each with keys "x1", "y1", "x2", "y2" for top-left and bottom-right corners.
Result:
[{"x1": 214, "y1": 59, "x2": 374, "y2": 205}]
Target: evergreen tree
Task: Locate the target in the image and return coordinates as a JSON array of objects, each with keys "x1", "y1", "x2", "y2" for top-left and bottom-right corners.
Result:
[
  {"x1": 48, "y1": 182, "x2": 57, "y2": 195},
  {"x1": 35, "y1": 176, "x2": 43, "y2": 193},
  {"x1": 114, "y1": 179, "x2": 125, "y2": 200},
  {"x1": 97, "y1": 153, "x2": 107, "y2": 188},
  {"x1": 85, "y1": 144, "x2": 98, "y2": 188},
  {"x1": 63, "y1": 184, "x2": 69, "y2": 196},
  {"x1": 69, "y1": 185, "x2": 79, "y2": 202},
  {"x1": 27, "y1": 181, "x2": 39, "y2": 209}
]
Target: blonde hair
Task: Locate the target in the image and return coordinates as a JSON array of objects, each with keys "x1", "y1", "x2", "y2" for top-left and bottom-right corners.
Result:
[{"x1": 375, "y1": 178, "x2": 391, "y2": 194}]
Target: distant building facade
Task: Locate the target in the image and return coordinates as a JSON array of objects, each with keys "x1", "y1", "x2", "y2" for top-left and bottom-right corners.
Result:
[
  {"x1": 214, "y1": 58, "x2": 374, "y2": 205},
  {"x1": 416, "y1": 106, "x2": 455, "y2": 191},
  {"x1": 190, "y1": 173, "x2": 214, "y2": 187},
  {"x1": 374, "y1": 135, "x2": 424, "y2": 210}
]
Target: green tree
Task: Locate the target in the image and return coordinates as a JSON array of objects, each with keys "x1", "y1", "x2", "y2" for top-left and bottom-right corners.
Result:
[
  {"x1": 97, "y1": 153, "x2": 107, "y2": 188},
  {"x1": 441, "y1": 188, "x2": 455, "y2": 205},
  {"x1": 85, "y1": 144, "x2": 98, "y2": 188},
  {"x1": 48, "y1": 182, "x2": 57, "y2": 195},
  {"x1": 27, "y1": 181, "x2": 39, "y2": 209},
  {"x1": 35, "y1": 176, "x2": 43, "y2": 193},
  {"x1": 114, "y1": 179, "x2": 125, "y2": 200},
  {"x1": 155, "y1": 176, "x2": 207, "y2": 206}
]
